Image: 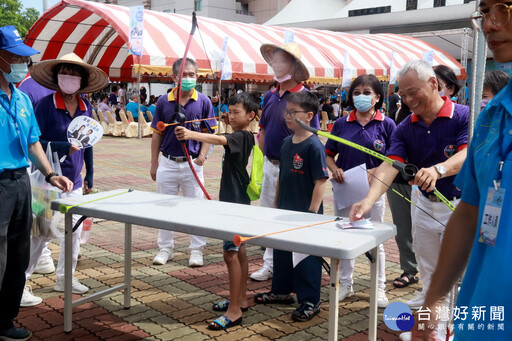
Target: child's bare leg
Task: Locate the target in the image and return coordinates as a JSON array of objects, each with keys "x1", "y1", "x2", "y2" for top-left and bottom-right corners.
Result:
[
  {"x1": 223, "y1": 250, "x2": 243, "y2": 321},
  {"x1": 238, "y1": 246, "x2": 249, "y2": 308}
]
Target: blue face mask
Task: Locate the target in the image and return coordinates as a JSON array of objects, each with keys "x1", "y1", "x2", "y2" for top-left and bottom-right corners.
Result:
[
  {"x1": 353, "y1": 94, "x2": 374, "y2": 113},
  {"x1": 2, "y1": 62, "x2": 28, "y2": 84}
]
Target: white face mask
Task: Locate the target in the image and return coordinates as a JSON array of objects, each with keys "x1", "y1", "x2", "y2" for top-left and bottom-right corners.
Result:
[
  {"x1": 58, "y1": 74, "x2": 81, "y2": 94},
  {"x1": 438, "y1": 89, "x2": 445, "y2": 97}
]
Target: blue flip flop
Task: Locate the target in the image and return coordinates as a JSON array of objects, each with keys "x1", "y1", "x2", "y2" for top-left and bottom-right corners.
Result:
[
  {"x1": 212, "y1": 300, "x2": 249, "y2": 312},
  {"x1": 208, "y1": 315, "x2": 243, "y2": 330}
]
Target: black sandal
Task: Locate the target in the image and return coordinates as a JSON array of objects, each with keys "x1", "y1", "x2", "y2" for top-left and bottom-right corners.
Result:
[
  {"x1": 393, "y1": 272, "x2": 419, "y2": 288},
  {"x1": 254, "y1": 292, "x2": 295, "y2": 304},
  {"x1": 212, "y1": 300, "x2": 249, "y2": 312},
  {"x1": 291, "y1": 301, "x2": 320, "y2": 322}
]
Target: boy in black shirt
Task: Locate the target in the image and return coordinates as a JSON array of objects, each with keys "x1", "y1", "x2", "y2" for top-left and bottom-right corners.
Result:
[
  {"x1": 254, "y1": 91, "x2": 328, "y2": 322},
  {"x1": 175, "y1": 93, "x2": 258, "y2": 330}
]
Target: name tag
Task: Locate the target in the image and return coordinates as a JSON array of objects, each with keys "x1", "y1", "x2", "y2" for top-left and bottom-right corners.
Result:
[{"x1": 478, "y1": 187, "x2": 506, "y2": 247}]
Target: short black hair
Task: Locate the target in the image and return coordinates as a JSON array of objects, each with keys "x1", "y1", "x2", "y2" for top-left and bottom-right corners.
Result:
[
  {"x1": 228, "y1": 92, "x2": 259, "y2": 120},
  {"x1": 433, "y1": 65, "x2": 460, "y2": 95},
  {"x1": 347, "y1": 74, "x2": 384, "y2": 110},
  {"x1": 172, "y1": 58, "x2": 198, "y2": 76},
  {"x1": 52, "y1": 63, "x2": 89, "y2": 91},
  {"x1": 286, "y1": 91, "x2": 319, "y2": 114},
  {"x1": 484, "y1": 70, "x2": 510, "y2": 95}
]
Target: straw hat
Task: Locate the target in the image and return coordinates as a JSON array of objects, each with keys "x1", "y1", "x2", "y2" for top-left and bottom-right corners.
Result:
[
  {"x1": 30, "y1": 53, "x2": 109, "y2": 94},
  {"x1": 260, "y1": 42, "x2": 309, "y2": 82}
]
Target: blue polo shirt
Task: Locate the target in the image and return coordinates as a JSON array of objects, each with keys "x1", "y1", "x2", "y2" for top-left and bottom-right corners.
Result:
[
  {"x1": 35, "y1": 92, "x2": 92, "y2": 190},
  {"x1": 126, "y1": 101, "x2": 147, "y2": 119},
  {"x1": 325, "y1": 110, "x2": 396, "y2": 171},
  {"x1": 386, "y1": 97, "x2": 469, "y2": 198},
  {"x1": 259, "y1": 84, "x2": 320, "y2": 160},
  {"x1": 0, "y1": 83, "x2": 41, "y2": 172},
  {"x1": 150, "y1": 89, "x2": 217, "y2": 157},
  {"x1": 18, "y1": 75, "x2": 54, "y2": 107},
  {"x1": 451, "y1": 80, "x2": 512, "y2": 340}
]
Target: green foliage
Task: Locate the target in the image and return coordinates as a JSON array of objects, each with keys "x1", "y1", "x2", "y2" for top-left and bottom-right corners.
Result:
[{"x1": 0, "y1": 0, "x2": 40, "y2": 38}]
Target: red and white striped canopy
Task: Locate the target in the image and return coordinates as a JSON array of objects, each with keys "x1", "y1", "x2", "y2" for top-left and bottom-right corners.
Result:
[{"x1": 25, "y1": 0, "x2": 466, "y2": 84}]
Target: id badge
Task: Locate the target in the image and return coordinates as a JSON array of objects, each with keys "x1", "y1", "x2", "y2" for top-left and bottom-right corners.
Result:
[{"x1": 478, "y1": 187, "x2": 506, "y2": 247}]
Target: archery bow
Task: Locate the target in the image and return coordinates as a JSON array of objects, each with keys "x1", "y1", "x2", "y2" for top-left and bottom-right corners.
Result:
[
  {"x1": 173, "y1": 12, "x2": 211, "y2": 200},
  {"x1": 295, "y1": 118, "x2": 456, "y2": 211}
]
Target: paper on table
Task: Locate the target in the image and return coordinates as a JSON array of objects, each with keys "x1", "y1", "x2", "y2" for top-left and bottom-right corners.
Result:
[{"x1": 331, "y1": 163, "x2": 370, "y2": 210}]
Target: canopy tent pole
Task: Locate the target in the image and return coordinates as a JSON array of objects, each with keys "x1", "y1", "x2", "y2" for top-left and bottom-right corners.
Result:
[
  {"x1": 137, "y1": 57, "x2": 142, "y2": 139},
  {"x1": 468, "y1": 0, "x2": 487, "y2": 142}
]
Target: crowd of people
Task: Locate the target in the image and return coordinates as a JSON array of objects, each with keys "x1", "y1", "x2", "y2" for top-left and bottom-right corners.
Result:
[{"x1": 1, "y1": 1, "x2": 511, "y2": 338}]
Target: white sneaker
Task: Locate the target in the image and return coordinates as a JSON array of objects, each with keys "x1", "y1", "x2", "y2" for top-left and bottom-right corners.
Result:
[
  {"x1": 153, "y1": 248, "x2": 173, "y2": 265},
  {"x1": 338, "y1": 284, "x2": 354, "y2": 302},
  {"x1": 33, "y1": 256, "x2": 55, "y2": 274},
  {"x1": 188, "y1": 250, "x2": 203, "y2": 267},
  {"x1": 54, "y1": 277, "x2": 89, "y2": 294},
  {"x1": 20, "y1": 285, "x2": 42, "y2": 307},
  {"x1": 377, "y1": 288, "x2": 389, "y2": 308},
  {"x1": 250, "y1": 266, "x2": 273, "y2": 281},
  {"x1": 406, "y1": 290, "x2": 425, "y2": 309}
]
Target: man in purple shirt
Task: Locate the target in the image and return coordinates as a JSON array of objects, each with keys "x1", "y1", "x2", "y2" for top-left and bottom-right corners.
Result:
[
  {"x1": 150, "y1": 57, "x2": 217, "y2": 267},
  {"x1": 350, "y1": 60, "x2": 468, "y2": 315},
  {"x1": 18, "y1": 75, "x2": 54, "y2": 106},
  {"x1": 251, "y1": 42, "x2": 320, "y2": 281}
]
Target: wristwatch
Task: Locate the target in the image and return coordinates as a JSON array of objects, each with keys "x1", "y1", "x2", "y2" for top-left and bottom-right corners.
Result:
[
  {"x1": 45, "y1": 172, "x2": 58, "y2": 183},
  {"x1": 434, "y1": 164, "x2": 446, "y2": 179}
]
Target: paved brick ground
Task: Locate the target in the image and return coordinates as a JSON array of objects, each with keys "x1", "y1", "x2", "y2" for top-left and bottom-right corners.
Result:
[{"x1": 18, "y1": 135, "x2": 422, "y2": 340}]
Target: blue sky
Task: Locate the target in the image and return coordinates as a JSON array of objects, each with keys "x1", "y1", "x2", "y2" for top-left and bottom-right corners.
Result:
[{"x1": 20, "y1": 0, "x2": 61, "y2": 14}]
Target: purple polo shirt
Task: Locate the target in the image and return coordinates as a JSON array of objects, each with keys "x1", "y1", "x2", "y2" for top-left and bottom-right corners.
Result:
[
  {"x1": 150, "y1": 89, "x2": 217, "y2": 157},
  {"x1": 259, "y1": 84, "x2": 320, "y2": 160},
  {"x1": 18, "y1": 75, "x2": 54, "y2": 107},
  {"x1": 35, "y1": 92, "x2": 92, "y2": 190},
  {"x1": 386, "y1": 97, "x2": 469, "y2": 198},
  {"x1": 325, "y1": 110, "x2": 396, "y2": 171}
]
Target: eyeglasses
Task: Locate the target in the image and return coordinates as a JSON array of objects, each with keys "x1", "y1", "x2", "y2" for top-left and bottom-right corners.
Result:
[
  {"x1": 352, "y1": 91, "x2": 374, "y2": 96},
  {"x1": 470, "y1": 2, "x2": 512, "y2": 31},
  {"x1": 284, "y1": 110, "x2": 307, "y2": 117}
]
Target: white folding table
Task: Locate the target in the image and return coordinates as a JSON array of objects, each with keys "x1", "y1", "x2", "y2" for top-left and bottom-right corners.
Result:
[{"x1": 52, "y1": 189, "x2": 396, "y2": 340}]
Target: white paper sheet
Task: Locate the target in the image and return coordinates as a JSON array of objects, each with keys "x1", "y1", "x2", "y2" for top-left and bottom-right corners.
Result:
[{"x1": 331, "y1": 163, "x2": 370, "y2": 210}]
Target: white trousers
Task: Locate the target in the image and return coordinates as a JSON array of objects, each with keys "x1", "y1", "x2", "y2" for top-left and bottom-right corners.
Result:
[
  {"x1": 411, "y1": 193, "x2": 459, "y2": 293},
  {"x1": 259, "y1": 158, "x2": 280, "y2": 270},
  {"x1": 335, "y1": 195, "x2": 387, "y2": 289},
  {"x1": 156, "y1": 155, "x2": 206, "y2": 251},
  {"x1": 26, "y1": 188, "x2": 83, "y2": 280}
]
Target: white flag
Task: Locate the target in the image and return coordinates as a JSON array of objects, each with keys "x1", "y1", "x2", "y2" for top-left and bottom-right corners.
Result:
[
  {"x1": 220, "y1": 37, "x2": 232, "y2": 81},
  {"x1": 389, "y1": 51, "x2": 398, "y2": 85},
  {"x1": 342, "y1": 51, "x2": 352, "y2": 87},
  {"x1": 284, "y1": 30, "x2": 295, "y2": 44},
  {"x1": 129, "y1": 6, "x2": 144, "y2": 56},
  {"x1": 422, "y1": 50, "x2": 434, "y2": 66}
]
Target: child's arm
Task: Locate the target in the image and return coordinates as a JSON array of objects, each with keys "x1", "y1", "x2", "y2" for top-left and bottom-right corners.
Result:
[
  {"x1": 175, "y1": 126, "x2": 227, "y2": 146},
  {"x1": 309, "y1": 178, "x2": 327, "y2": 213},
  {"x1": 273, "y1": 178, "x2": 280, "y2": 209}
]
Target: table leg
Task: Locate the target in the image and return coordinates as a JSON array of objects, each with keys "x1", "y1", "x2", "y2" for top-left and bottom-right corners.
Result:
[
  {"x1": 368, "y1": 246, "x2": 379, "y2": 341},
  {"x1": 124, "y1": 223, "x2": 132, "y2": 308},
  {"x1": 328, "y1": 258, "x2": 340, "y2": 341},
  {"x1": 64, "y1": 213, "x2": 73, "y2": 333}
]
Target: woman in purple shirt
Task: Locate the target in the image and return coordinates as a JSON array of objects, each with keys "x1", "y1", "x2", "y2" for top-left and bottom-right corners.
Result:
[
  {"x1": 28, "y1": 53, "x2": 108, "y2": 298},
  {"x1": 325, "y1": 74, "x2": 396, "y2": 308}
]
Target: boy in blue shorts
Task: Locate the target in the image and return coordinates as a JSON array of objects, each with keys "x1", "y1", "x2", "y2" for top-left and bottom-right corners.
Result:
[
  {"x1": 254, "y1": 91, "x2": 328, "y2": 322},
  {"x1": 175, "y1": 92, "x2": 258, "y2": 330}
]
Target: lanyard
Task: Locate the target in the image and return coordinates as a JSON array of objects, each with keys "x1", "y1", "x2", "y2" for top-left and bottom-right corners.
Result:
[
  {"x1": 0, "y1": 90, "x2": 28, "y2": 157},
  {"x1": 494, "y1": 114, "x2": 512, "y2": 190}
]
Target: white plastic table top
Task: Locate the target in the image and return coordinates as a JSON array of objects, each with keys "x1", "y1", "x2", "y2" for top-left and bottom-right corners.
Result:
[{"x1": 51, "y1": 189, "x2": 396, "y2": 259}]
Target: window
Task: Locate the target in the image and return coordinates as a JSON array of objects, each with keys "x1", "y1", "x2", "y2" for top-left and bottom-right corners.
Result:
[
  {"x1": 463, "y1": 0, "x2": 475, "y2": 3},
  {"x1": 434, "y1": 0, "x2": 446, "y2": 7},
  {"x1": 406, "y1": 0, "x2": 417, "y2": 11},
  {"x1": 348, "y1": 6, "x2": 391, "y2": 17},
  {"x1": 194, "y1": 0, "x2": 202, "y2": 11}
]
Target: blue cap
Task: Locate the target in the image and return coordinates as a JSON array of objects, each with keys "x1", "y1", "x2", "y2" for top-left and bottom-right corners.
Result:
[{"x1": 0, "y1": 25, "x2": 39, "y2": 56}]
